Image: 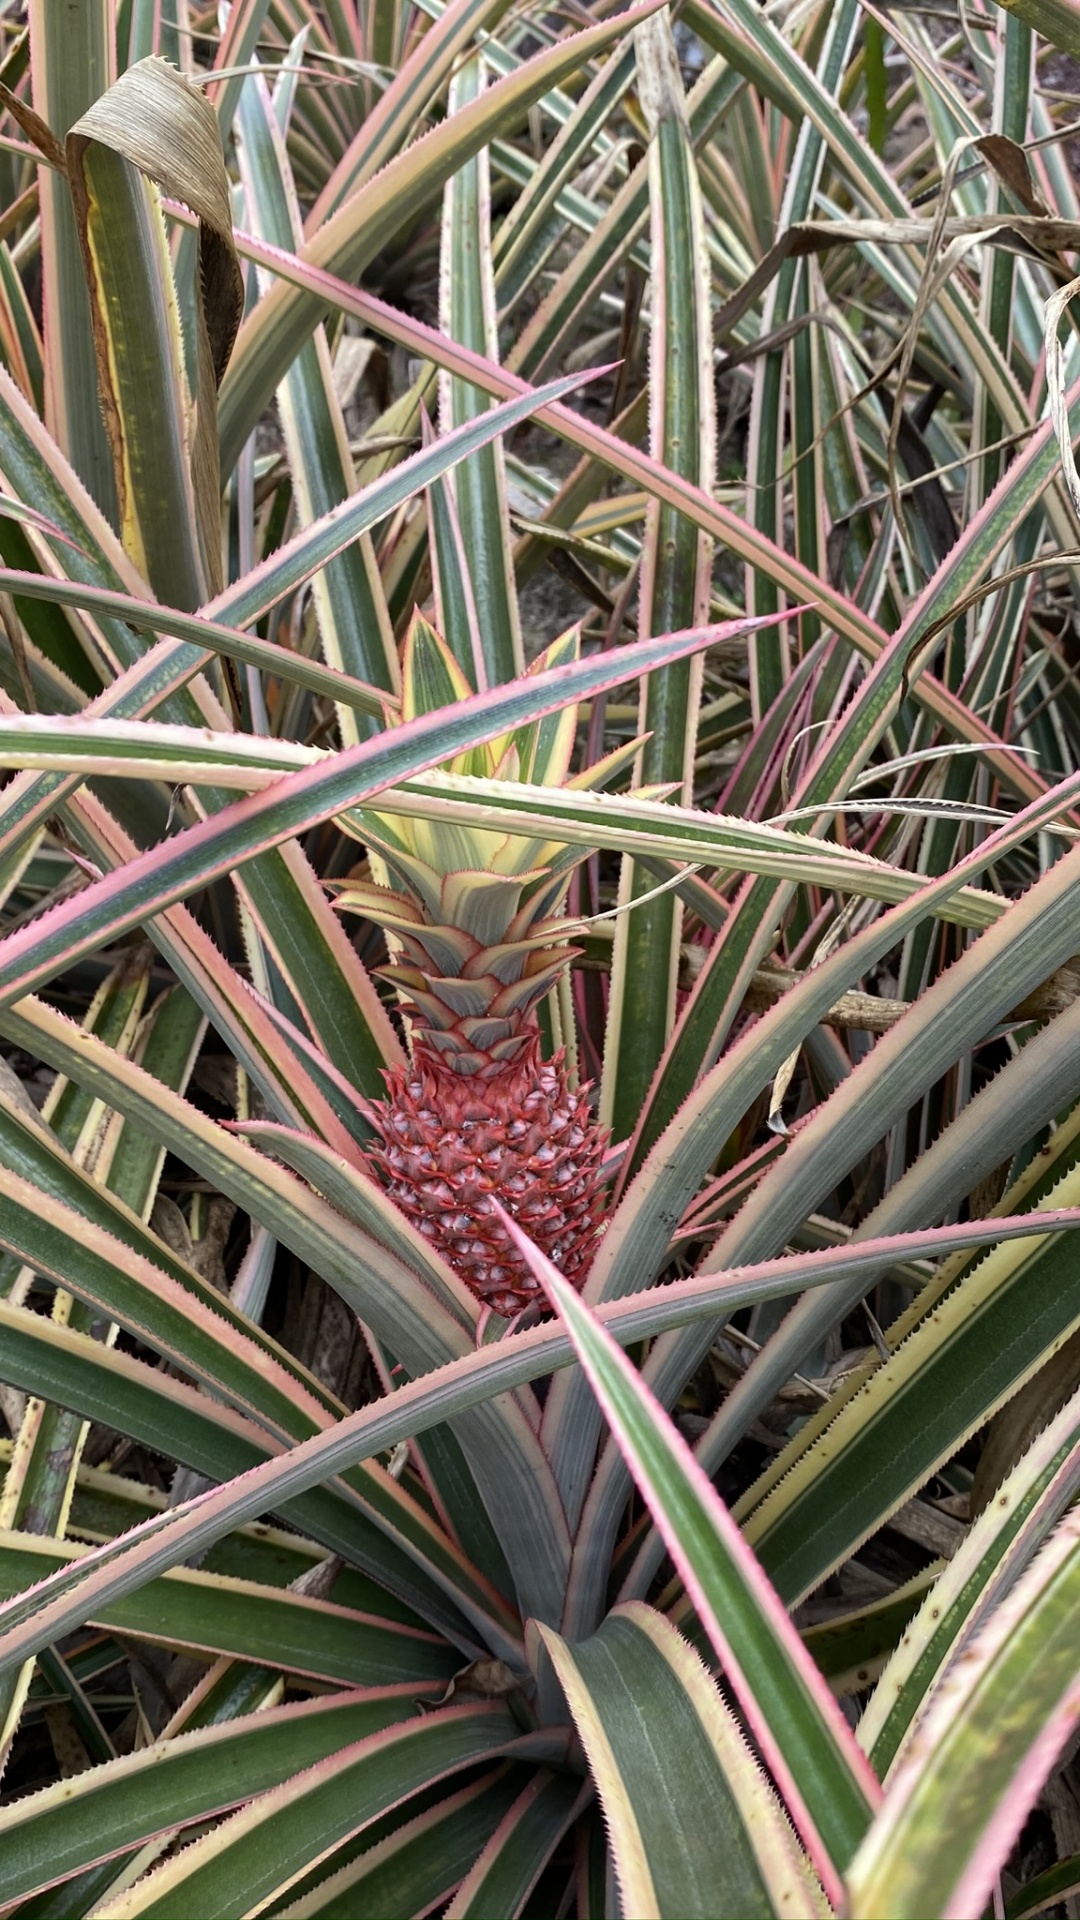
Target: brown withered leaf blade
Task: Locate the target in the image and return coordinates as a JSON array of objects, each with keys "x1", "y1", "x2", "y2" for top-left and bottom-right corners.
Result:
[
  {"x1": 717, "y1": 213, "x2": 1080, "y2": 336},
  {"x1": 975, "y1": 133, "x2": 1052, "y2": 219}
]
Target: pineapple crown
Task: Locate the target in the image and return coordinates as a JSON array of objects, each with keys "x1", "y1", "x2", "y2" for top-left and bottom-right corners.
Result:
[{"x1": 335, "y1": 615, "x2": 641, "y2": 1078}]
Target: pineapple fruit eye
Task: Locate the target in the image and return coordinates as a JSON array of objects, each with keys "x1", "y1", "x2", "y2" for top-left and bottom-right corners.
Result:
[{"x1": 367, "y1": 1041, "x2": 607, "y2": 1316}]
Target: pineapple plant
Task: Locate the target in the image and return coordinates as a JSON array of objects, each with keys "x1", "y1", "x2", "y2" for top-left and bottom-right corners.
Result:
[
  {"x1": 11, "y1": 9, "x2": 1080, "y2": 1914},
  {"x1": 336, "y1": 613, "x2": 625, "y2": 1317}
]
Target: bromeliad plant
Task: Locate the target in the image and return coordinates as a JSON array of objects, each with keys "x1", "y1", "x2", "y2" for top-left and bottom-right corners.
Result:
[{"x1": 7, "y1": 1, "x2": 1080, "y2": 1916}]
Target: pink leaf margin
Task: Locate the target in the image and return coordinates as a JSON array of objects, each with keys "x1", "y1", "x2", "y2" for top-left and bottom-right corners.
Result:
[{"x1": 493, "y1": 1205, "x2": 882, "y2": 1909}]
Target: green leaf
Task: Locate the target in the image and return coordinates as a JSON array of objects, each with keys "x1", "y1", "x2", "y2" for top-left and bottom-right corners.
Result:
[
  {"x1": 492, "y1": 43, "x2": 636, "y2": 304},
  {"x1": 439, "y1": 53, "x2": 522, "y2": 687},
  {"x1": 859, "y1": 1379, "x2": 1080, "y2": 1778},
  {"x1": 608, "y1": 802, "x2": 1080, "y2": 1619},
  {"x1": 0, "y1": 957, "x2": 200, "y2": 1750},
  {"x1": 444, "y1": 1768, "x2": 588, "y2": 1919},
  {"x1": 4, "y1": 1197, "x2": 1080, "y2": 1687},
  {"x1": 0, "y1": 615, "x2": 782, "y2": 1012},
  {"x1": 845, "y1": 1500, "x2": 1080, "y2": 1919},
  {"x1": 26, "y1": 0, "x2": 117, "y2": 518},
  {"x1": 0, "y1": 996, "x2": 571, "y2": 1641},
  {"x1": 66, "y1": 56, "x2": 243, "y2": 603},
  {"x1": 0, "y1": 1295, "x2": 493, "y2": 1651},
  {"x1": 90, "y1": 1705, "x2": 521, "y2": 1917},
  {"x1": 234, "y1": 67, "x2": 397, "y2": 724},
  {"x1": 798, "y1": 1569, "x2": 939, "y2": 1697},
  {"x1": 742, "y1": 1138, "x2": 1080, "y2": 1606},
  {"x1": 0, "y1": 1529, "x2": 458, "y2": 1688},
  {"x1": 217, "y1": 0, "x2": 666, "y2": 472},
  {"x1": 0, "y1": 567, "x2": 392, "y2": 715},
  {"x1": 603, "y1": 11, "x2": 714, "y2": 1141},
  {"x1": 0, "y1": 726, "x2": 1008, "y2": 927},
  {"x1": 0, "y1": 1690, "x2": 425, "y2": 1908},
  {"x1": 863, "y1": 16, "x2": 887, "y2": 155},
  {"x1": 520, "y1": 1237, "x2": 878, "y2": 1895},
  {"x1": 275, "y1": 1767, "x2": 527, "y2": 1919},
  {"x1": 548, "y1": 770, "x2": 1077, "y2": 1555},
  {"x1": 0, "y1": 1097, "x2": 365, "y2": 1437},
  {"x1": 994, "y1": 0, "x2": 1080, "y2": 54},
  {"x1": 1006, "y1": 1852, "x2": 1080, "y2": 1920},
  {"x1": 538, "y1": 1606, "x2": 825, "y2": 1919},
  {"x1": 308, "y1": 0, "x2": 519, "y2": 224}
]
